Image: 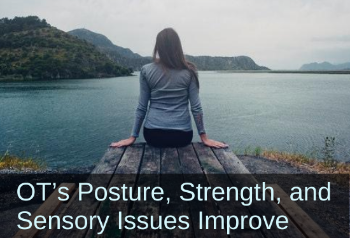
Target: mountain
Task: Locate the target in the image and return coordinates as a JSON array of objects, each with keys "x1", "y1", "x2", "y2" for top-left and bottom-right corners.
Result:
[
  {"x1": 185, "y1": 55, "x2": 269, "y2": 70},
  {"x1": 68, "y1": 28, "x2": 151, "y2": 70},
  {"x1": 69, "y1": 28, "x2": 141, "y2": 59},
  {"x1": 0, "y1": 16, "x2": 132, "y2": 81},
  {"x1": 300, "y1": 61, "x2": 350, "y2": 71},
  {"x1": 68, "y1": 28, "x2": 269, "y2": 71}
]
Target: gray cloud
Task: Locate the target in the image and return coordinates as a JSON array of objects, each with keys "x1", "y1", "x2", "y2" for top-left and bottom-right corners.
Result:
[{"x1": 1, "y1": 0, "x2": 350, "y2": 69}]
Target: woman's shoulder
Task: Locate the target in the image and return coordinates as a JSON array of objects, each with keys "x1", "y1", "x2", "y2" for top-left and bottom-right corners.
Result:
[
  {"x1": 140, "y1": 62, "x2": 161, "y2": 78},
  {"x1": 141, "y1": 62, "x2": 159, "y2": 72},
  {"x1": 141, "y1": 62, "x2": 192, "y2": 81}
]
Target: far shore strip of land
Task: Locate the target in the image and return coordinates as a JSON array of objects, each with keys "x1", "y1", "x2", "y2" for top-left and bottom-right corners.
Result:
[{"x1": 218, "y1": 70, "x2": 350, "y2": 74}]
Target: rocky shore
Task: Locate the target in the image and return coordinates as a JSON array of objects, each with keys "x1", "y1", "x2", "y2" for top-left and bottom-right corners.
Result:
[
  {"x1": 0, "y1": 166, "x2": 95, "y2": 174},
  {"x1": 238, "y1": 155, "x2": 313, "y2": 174}
]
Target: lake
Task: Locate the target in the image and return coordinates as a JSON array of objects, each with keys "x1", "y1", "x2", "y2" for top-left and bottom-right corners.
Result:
[{"x1": 1, "y1": 72, "x2": 350, "y2": 168}]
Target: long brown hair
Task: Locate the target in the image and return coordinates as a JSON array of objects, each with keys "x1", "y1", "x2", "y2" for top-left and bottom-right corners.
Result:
[{"x1": 153, "y1": 28, "x2": 199, "y2": 88}]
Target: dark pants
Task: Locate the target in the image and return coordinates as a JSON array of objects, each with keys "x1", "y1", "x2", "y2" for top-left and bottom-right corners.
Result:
[{"x1": 143, "y1": 127, "x2": 193, "y2": 148}]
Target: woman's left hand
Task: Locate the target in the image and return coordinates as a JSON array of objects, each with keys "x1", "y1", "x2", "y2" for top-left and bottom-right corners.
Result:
[
  {"x1": 200, "y1": 134, "x2": 228, "y2": 148},
  {"x1": 202, "y1": 138, "x2": 228, "y2": 148},
  {"x1": 110, "y1": 137, "x2": 136, "y2": 148}
]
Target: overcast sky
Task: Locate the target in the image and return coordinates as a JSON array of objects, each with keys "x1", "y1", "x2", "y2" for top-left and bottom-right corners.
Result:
[{"x1": 1, "y1": 0, "x2": 350, "y2": 69}]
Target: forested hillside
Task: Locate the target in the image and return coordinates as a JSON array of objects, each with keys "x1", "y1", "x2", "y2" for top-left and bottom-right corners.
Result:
[{"x1": 0, "y1": 16, "x2": 132, "y2": 80}]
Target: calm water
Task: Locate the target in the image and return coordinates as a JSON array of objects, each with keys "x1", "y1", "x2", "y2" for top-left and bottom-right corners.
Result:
[{"x1": 1, "y1": 72, "x2": 350, "y2": 168}]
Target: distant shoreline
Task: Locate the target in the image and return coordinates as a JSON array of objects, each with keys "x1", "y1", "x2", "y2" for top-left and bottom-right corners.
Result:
[
  {"x1": 2, "y1": 71, "x2": 350, "y2": 82},
  {"x1": 217, "y1": 70, "x2": 350, "y2": 74},
  {"x1": 0, "y1": 74, "x2": 134, "y2": 82}
]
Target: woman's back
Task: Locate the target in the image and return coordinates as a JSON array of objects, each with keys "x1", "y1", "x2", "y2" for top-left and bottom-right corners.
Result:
[
  {"x1": 132, "y1": 62, "x2": 204, "y2": 136},
  {"x1": 144, "y1": 62, "x2": 191, "y2": 111}
]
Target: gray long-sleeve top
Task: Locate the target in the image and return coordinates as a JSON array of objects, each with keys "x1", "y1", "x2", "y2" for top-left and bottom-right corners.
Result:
[{"x1": 131, "y1": 62, "x2": 206, "y2": 138}]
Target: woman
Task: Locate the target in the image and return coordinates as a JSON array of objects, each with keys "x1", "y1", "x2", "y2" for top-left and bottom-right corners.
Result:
[{"x1": 110, "y1": 28, "x2": 227, "y2": 148}]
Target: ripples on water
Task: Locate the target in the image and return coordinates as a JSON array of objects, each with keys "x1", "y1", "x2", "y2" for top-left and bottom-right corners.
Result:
[{"x1": 1, "y1": 73, "x2": 350, "y2": 168}]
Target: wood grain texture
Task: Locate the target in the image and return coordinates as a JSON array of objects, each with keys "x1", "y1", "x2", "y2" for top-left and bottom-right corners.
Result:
[
  {"x1": 212, "y1": 145, "x2": 305, "y2": 238},
  {"x1": 50, "y1": 148, "x2": 126, "y2": 238},
  {"x1": 193, "y1": 143, "x2": 226, "y2": 174},
  {"x1": 115, "y1": 143, "x2": 144, "y2": 174},
  {"x1": 94, "y1": 144, "x2": 145, "y2": 238},
  {"x1": 193, "y1": 143, "x2": 264, "y2": 238},
  {"x1": 177, "y1": 144, "x2": 203, "y2": 174},
  {"x1": 177, "y1": 144, "x2": 227, "y2": 238},
  {"x1": 125, "y1": 145, "x2": 161, "y2": 238},
  {"x1": 158, "y1": 147, "x2": 194, "y2": 238},
  {"x1": 211, "y1": 147, "x2": 250, "y2": 174},
  {"x1": 140, "y1": 145, "x2": 160, "y2": 175},
  {"x1": 42, "y1": 189, "x2": 80, "y2": 238},
  {"x1": 92, "y1": 147, "x2": 126, "y2": 174},
  {"x1": 268, "y1": 184, "x2": 329, "y2": 238}
]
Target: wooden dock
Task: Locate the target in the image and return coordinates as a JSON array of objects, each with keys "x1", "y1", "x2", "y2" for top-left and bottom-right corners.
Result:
[{"x1": 14, "y1": 142, "x2": 329, "y2": 238}]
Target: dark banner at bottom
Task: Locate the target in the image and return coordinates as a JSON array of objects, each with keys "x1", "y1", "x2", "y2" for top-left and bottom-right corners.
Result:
[{"x1": 0, "y1": 174, "x2": 348, "y2": 237}]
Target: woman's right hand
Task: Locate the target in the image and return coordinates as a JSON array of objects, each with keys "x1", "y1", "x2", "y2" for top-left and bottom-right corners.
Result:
[
  {"x1": 110, "y1": 136, "x2": 136, "y2": 148},
  {"x1": 200, "y1": 134, "x2": 228, "y2": 148}
]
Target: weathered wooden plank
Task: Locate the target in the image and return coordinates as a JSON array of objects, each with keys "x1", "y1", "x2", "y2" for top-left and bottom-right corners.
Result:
[
  {"x1": 158, "y1": 147, "x2": 194, "y2": 238},
  {"x1": 212, "y1": 147, "x2": 305, "y2": 238},
  {"x1": 192, "y1": 143, "x2": 226, "y2": 174},
  {"x1": 177, "y1": 144, "x2": 203, "y2": 174},
  {"x1": 50, "y1": 147, "x2": 126, "y2": 238},
  {"x1": 193, "y1": 143, "x2": 264, "y2": 238},
  {"x1": 14, "y1": 183, "x2": 75, "y2": 238},
  {"x1": 211, "y1": 147, "x2": 250, "y2": 174},
  {"x1": 115, "y1": 143, "x2": 144, "y2": 174},
  {"x1": 161, "y1": 147, "x2": 181, "y2": 174},
  {"x1": 92, "y1": 144, "x2": 145, "y2": 238},
  {"x1": 140, "y1": 145, "x2": 160, "y2": 175},
  {"x1": 42, "y1": 189, "x2": 79, "y2": 238},
  {"x1": 268, "y1": 184, "x2": 329, "y2": 238},
  {"x1": 124, "y1": 145, "x2": 161, "y2": 238},
  {"x1": 92, "y1": 147, "x2": 126, "y2": 174},
  {"x1": 177, "y1": 144, "x2": 227, "y2": 238}
]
